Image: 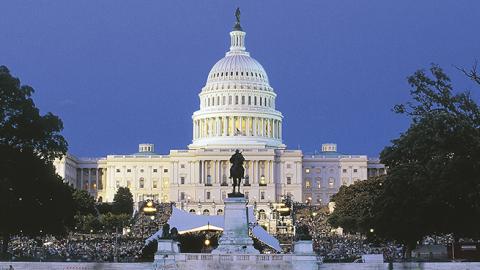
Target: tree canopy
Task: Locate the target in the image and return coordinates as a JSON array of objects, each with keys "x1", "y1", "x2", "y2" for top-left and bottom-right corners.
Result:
[
  {"x1": 328, "y1": 63, "x2": 480, "y2": 255},
  {"x1": 0, "y1": 66, "x2": 73, "y2": 255},
  {"x1": 112, "y1": 187, "x2": 134, "y2": 215},
  {"x1": 377, "y1": 64, "x2": 480, "y2": 247},
  {"x1": 329, "y1": 176, "x2": 384, "y2": 235}
]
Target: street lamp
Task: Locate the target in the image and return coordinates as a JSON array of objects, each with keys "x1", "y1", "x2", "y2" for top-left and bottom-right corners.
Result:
[
  {"x1": 370, "y1": 228, "x2": 374, "y2": 233},
  {"x1": 204, "y1": 239, "x2": 210, "y2": 246}
]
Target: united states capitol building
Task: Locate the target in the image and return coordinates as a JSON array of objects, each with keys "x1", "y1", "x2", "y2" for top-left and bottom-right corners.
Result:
[{"x1": 54, "y1": 18, "x2": 385, "y2": 218}]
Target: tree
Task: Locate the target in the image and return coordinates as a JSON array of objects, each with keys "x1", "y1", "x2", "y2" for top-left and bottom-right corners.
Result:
[
  {"x1": 0, "y1": 66, "x2": 72, "y2": 255},
  {"x1": 72, "y1": 189, "x2": 97, "y2": 216},
  {"x1": 328, "y1": 176, "x2": 384, "y2": 235},
  {"x1": 376, "y1": 64, "x2": 480, "y2": 256},
  {"x1": 112, "y1": 187, "x2": 134, "y2": 215}
]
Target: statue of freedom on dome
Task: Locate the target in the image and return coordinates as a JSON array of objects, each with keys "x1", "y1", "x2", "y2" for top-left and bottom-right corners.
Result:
[
  {"x1": 233, "y1": 7, "x2": 242, "y2": 31},
  {"x1": 229, "y1": 149, "x2": 245, "y2": 197},
  {"x1": 235, "y1": 7, "x2": 241, "y2": 23}
]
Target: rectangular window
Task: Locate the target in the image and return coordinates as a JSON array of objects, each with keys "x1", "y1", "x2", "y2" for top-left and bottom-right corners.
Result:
[
  {"x1": 254, "y1": 96, "x2": 257, "y2": 105},
  {"x1": 153, "y1": 181, "x2": 157, "y2": 189},
  {"x1": 248, "y1": 96, "x2": 251, "y2": 105},
  {"x1": 354, "y1": 169, "x2": 358, "y2": 173},
  {"x1": 180, "y1": 164, "x2": 185, "y2": 169},
  {"x1": 245, "y1": 191, "x2": 249, "y2": 199},
  {"x1": 116, "y1": 169, "x2": 120, "y2": 173},
  {"x1": 316, "y1": 168, "x2": 321, "y2": 173},
  {"x1": 260, "y1": 191, "x2": 265, "y2": 200},
  {"x1": 206, "y1": 191, "x2": 211, "y2": 200},
  {"x1": 286, "y1": 164, "x2": 291, "y2": 169},
  {"x1": 342, "y1": 169, "x2": 347, "y2": 173},
  {"x1": 153, "y1": 169, "x2": 157, "y2": 173},
  {"x1": 127, "y1": 169, "x2": 131, "y2": 173},
  {"x1": 164, "y1": 169, "x2": 168, "y2": 173},
  {"x1": 235, "y1": 96, "x2": 239, "y2": 104},
  {"x1": 242, "y1": 96, "x2": 245, "y2": 104},
  {"x1": 180, "y1": 177, "x2": 185, "y2": 184},
  {"x1": 305, "y1": 180, "x2": 311, "y2": 189},
  {"x1": 287, "y1": 177, "x2": 292, "y2": 185},
  {"x1": 180, "y1": 192, "x2": 185, "y2": 201},
  {"x1": 229, "y1": 96, "x2": 232, "y2": 104}
]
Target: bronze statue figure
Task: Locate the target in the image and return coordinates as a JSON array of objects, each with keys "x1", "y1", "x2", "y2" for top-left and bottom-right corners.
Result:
[
  {"x1": 229, "y1": 149, "x2": 245, "y2": 196},
  {"x1": 235, "y1": 7, "x2": 241, "y2": 24},
  {"x1": 233, "y1": 7, "x2": 242, "y2": 31}
]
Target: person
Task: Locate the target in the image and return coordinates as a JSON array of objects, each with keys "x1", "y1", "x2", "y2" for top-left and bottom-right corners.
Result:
[{"x1": 9, "y1": 265, "x2": 14, "y2": 270}]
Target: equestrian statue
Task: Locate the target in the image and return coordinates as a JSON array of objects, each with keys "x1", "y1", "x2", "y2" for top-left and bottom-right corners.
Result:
[{"x1": 229, "y1": 149, "x2": 245, "y2": 196}]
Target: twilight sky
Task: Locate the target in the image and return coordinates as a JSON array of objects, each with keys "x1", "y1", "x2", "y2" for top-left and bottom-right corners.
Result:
[{"x1": 1, "y1": 1, "x2": 479, "y2": 157}]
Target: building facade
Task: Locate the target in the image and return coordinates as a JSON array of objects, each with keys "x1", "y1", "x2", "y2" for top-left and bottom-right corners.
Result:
[{"x1": 54, "y1": 19, "x2": 385, "y2": 219}]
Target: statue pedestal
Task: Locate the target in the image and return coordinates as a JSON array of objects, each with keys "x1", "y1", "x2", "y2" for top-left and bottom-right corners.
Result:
[
  {"x1": 152, "y1": 239, "x2": 179, "y2": 270},
  {"x1": 212, "y1": 197, "x2": 259, "y2": 254}
]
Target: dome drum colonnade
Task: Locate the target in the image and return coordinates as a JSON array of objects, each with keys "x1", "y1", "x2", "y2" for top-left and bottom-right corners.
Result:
[{"x1": 189, "y1": 26, "x2": 285, "y2": 150}]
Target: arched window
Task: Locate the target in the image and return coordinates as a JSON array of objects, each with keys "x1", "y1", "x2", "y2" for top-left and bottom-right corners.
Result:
[
  {"x1": 217, "y1": 209, "x2": 224, "y2": 215},
  {"x1": 328, "y1": 177, "x2": 335, "y2": 188},
  {"x1": 258, "y1": 209, "x2": 267, "y2": 220},
  {"x1": 189, "y1": 209, "x2": 196, "y2": 214},
  {"x1": 222, "y1": 96, "x2": 226, "y2": 105},
  {"x1": 235, "y1": 96, "x2": 239, "y2": 105},
  {"x1": 248, "y1": 96, "x2": 251, "y2": 105},
  {"x1": 229, "y1": 96, "x2": 232, "y2": 105},
  {"x1": 254, "y1": 96, "x2": 257, "y2": 105},
  {"x1": 241, "y1": 96, "x2": 245, "y2": 105},
  {"x1": 203, "y1": 209, "x2": 210, "y2": 216}
]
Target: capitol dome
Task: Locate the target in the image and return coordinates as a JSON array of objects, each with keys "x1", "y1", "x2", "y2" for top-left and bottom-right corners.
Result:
[
  {"x1": 207, "y1": 54, "x2": 269, "y2": 85},
  {"x1": 189, "y1": 17, "x2": 284, "y2": 150}
]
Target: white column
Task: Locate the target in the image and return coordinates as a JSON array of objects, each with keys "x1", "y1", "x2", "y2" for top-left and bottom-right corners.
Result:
[
  {"x1": 239, "y1": 116, "x2": 243, "y2": 135},
  {"x1": 272, "y1": 120, "x2": 275, "y2": 139},
  {"x1": 222, "y1": 116, "x2": 227, "y2": 136},
  {"x1": 269, "y1": 161, "x2": 273, "y2": 184},
  {"x1": 253, "y1": 160, "x2": 259, "y2": 183},
  {"x1": 261, "y1": 118, "x2": 265, "y2": 137},
  {"x1": 96, "y1": 168, "x2": 99, "y2": 193},
  {"x1": 279, "y1": 122, "x2": 282, "y2": 139}
]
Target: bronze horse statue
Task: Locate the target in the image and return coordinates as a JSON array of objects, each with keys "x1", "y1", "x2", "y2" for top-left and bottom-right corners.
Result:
[{"x1": 229, "y1": 149, "x2": 245, "y2": 195}]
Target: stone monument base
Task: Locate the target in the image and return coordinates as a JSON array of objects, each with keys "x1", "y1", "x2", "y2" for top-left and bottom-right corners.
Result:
[
  {"x1": 152, "y1": 239, "x2": 180, "y2": 270},
  {"x1": 212, "y1": 196, "x2": 259, "y2": 254}
]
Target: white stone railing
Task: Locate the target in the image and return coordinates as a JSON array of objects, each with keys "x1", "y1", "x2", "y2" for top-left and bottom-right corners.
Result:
[{"x1": 179, "y1": 253, "x2": 296, "y2": 263}]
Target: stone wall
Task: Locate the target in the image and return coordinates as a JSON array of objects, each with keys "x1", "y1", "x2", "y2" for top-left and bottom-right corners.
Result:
[{"x1": 1, "y1": 262, "x2": 480, "y2": 270}]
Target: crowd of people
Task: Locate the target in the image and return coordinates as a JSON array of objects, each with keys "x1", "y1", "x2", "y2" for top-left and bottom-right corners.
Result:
[
  {"x1": 6, "y1": 202, "x2": 173, "y2": 262},
  {"x1": 8, "y1": 234, "x2": 145, "y2": 262},
  {"x1": 294, "y1": 204, "x2": 404, "y2": 262},
  {"x1": 5, "y1": 201, "x2": 457, "y2": 263}
]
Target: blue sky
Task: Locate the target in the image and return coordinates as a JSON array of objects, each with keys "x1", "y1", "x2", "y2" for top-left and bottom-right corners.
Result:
[{"x1": 1, "y1": 1, "x2": 479, "y2": 157}]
